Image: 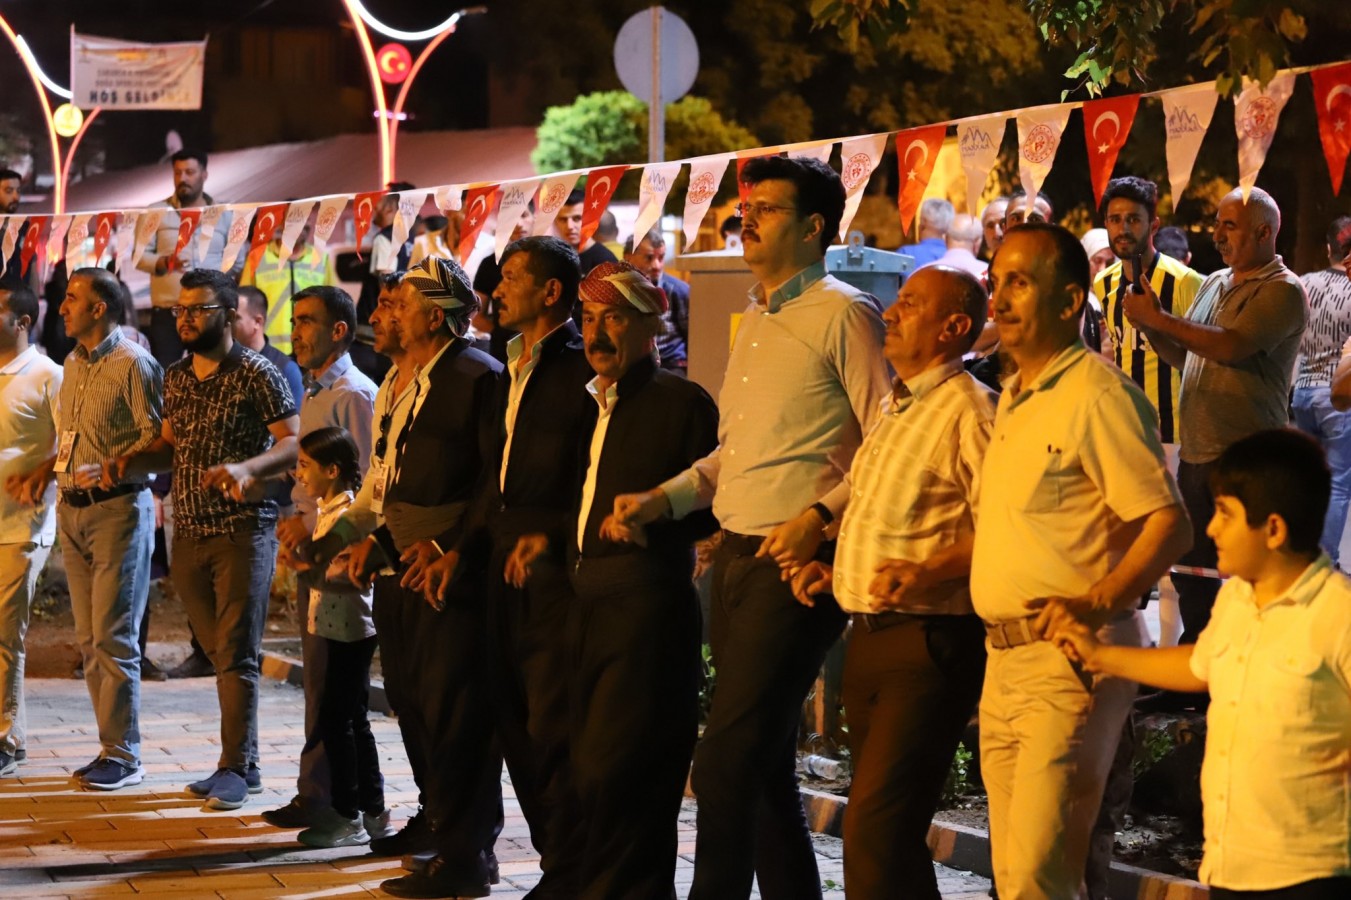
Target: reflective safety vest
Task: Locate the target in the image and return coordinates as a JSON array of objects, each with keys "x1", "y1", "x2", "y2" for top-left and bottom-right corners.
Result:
[{"x1": 241, "y1": 243, "x2": 336, "y2": 355}]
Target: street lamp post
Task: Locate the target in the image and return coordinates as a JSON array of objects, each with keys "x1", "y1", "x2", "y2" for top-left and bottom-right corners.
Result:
[{"x1": 340, "y1": 2, "x2": 486, "y2": 186}]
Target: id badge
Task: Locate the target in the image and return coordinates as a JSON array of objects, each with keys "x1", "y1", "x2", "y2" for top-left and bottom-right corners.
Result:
[
  {"x1": 53, "y1": 431, "x2": 77, "y2": 474},
  {"x1": 370, "y1": 457, "x2": 389, "y2": 514}
]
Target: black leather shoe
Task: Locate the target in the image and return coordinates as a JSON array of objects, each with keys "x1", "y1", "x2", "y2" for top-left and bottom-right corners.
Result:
[
  {"x1": 404, "y1": 850, "x2": 499, "y2": 884},
  {"x1": 167, "y1": 651, "x2": 216, "y2": 679},
  {"x1": 369, "y1": 809, "x2": 434, "y2": 857},
  {"x1": 380, "y1": 856, "x2": 490, "y2": 899},
  {"x1": 141, "y1": 658, "x2": 169, "y2": 682}
]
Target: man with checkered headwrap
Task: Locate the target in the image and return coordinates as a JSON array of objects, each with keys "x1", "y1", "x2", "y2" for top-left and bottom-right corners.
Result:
[
  {"x1": 305, "y1": 255, "x2": 504, "y2": 898},
  {"x1": 506, "y1": 261, "x2": 719, "y2": 897}
]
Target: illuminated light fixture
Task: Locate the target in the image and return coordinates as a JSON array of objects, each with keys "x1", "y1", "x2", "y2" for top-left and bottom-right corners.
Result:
[
  {"x1": 376, "y1": 42, "x2": 412, "y2": 84},
  {"x1": 53, "y1": 103, "x2": 84, "y2": 138},
  {"x1": 15, "y1": 34, "x2": 72, "y2": 99},
  {"x1": 346, "y1": 0, "x2": 476, "y2": 42}
]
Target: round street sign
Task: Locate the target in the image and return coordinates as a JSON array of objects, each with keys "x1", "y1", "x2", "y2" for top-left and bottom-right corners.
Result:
[
  {"x1": 377, "y1": 43, "x2": 413, "y2": 85},
  {"x1": 53, "y1": 103, "x2": 85, "y2": 138},
  {"x1": 614, "y1": 7, "x2": 699, "y2": 105}
]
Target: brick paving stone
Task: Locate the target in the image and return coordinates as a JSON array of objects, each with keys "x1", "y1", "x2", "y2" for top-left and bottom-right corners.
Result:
[{"x1": 1, "y1": 677, "x2": 991, "y2": 898}]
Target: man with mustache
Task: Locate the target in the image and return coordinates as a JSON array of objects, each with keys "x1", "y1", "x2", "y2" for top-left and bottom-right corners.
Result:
[
  {"x1": 608, "y1": 155, "x2": 889, "y2": 899},
  {"x1": 114, "y1": 268, "x2": 299, "y2": 812},
  {"x1": 1123, "y1": 187, "x2": 1307, "y2": 645}
]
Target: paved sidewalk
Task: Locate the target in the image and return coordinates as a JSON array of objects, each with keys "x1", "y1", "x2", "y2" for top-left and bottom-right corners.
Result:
[{"x1": 0, "y1": 678, "x2": 992, "y2": 898}]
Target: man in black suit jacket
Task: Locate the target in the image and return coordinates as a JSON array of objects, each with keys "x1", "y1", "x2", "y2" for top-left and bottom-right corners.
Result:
[{"x1": 508, "y1": 261, "x2": 719, "y2": 899}]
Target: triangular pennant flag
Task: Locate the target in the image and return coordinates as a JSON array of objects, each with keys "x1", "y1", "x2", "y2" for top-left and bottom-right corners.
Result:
[
  {"x1": 494, "y1": 178, "x2": 541, "y2": 262},
  {"x1": 279, "y1": 200, "x2": 317, "y2": 263},
  {"x1": 458, "y1": 184, "x2": 499, "y2": 263},
  {"x1": 312, "y1": 196, "x2": 348, "y2": 252},
  {"x1": 1, "y1": 217, "x2": 22, "y2": 276},
  {"x1": 66, "y1": 215, "x2": 92, "y2": 268},
  {"x1": 91, "y1": 212, "x2": 117, "y2": 267},
  {"x1": 787, "y1": 142, "x2": 834, "y2": 163},
  {"x1": 353, "y1": 190, "x2": 386, "y2": 257},
  {"x1": 1160, "y1": 82, "x2": 1219, "y2": 205},
  {"x1": 838, "y1": 133, "x2": 888, "y2": 240},
  {"x1": 630, "y1": 163, "x2": 682, "y2": 249},
  {"x1": 247, "y1": 203, "x2": 288, "y2": 269},
  {"x1": 45, "y1": 215, "x2": 72, "y2": 266},
  {"x1": 195, "y1": 205, "x2": 225, "y2": 261},
  {"x1": 1016, "y1": 105, "x2": 1072, "y2": 209},
  {"x1": 579, "y1": 166, "x2": 628, "y2": 246},
  {"x1": 1235, "y1": 73, "x2": 1296, "y2": 200},
  {"x1": 114, "y1": 213, "x2": 138, "y2": 275},
  {"x1": 894, "y1": 124, "x2": 948, "y2": 236},
  {"x1": 21, "y1": 216, "x2": 49, "y2": 278},
  {"x1": 1083, "y1": 95, "x2": 1141, "y2": 207},
  {"x1": 219, "y1": 205, "x2": 256, "y2": 273},
  {"x1": 532, "y1": 173, "x2": 581, "y2": 237},
  {"x1": 392, "y1": 190, "x2": 426, "y2": 250},
  {"x1": 682, "y1": 154, "x2": 732, "y2": 246},
  {"x1": 173, "y1": 208, "x2": 202, "y2": 259},
  {"x1": 434, "y1": 185, "x2": 463, "y2": 214},
  {"x1": 1311, "y1": 62, "x2": 1351, "y2": 195},
  {"x1": 957, "y1": 114, "x2": 1009, "y2": 216}
]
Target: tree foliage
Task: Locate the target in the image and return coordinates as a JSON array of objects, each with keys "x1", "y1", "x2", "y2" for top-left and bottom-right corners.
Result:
[{"x1": 811, "y1": 0, "x2": 1325, "y2": 97}]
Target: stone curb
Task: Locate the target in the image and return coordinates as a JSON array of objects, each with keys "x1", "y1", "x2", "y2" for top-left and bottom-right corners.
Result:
[
  {"x1": 800, "y1": 786, "x2": 1210, "y2": 899},
  {"x1": 258, "y1": 655, "x2": 1207, "y2": 898}
]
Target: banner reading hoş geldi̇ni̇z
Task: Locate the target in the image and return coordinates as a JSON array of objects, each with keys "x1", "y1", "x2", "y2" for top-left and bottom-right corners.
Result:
[{"x1": 71, "y1": 32, "x2": 207, "y2": 110}]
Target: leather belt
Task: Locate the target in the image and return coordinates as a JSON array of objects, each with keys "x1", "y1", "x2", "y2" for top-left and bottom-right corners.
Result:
[
  {"x1": 984, "y1": 615, "x2": 1041, "y2": 650},
  {"x1": 720, "y1": 530, "x2": 765, "y2": 556},
  {"x1": 60, "y1": 483, "x2": 143, "y2": 508},
  {"x1": 853, "y1": 611, "x2": 917, "y2": 633}
]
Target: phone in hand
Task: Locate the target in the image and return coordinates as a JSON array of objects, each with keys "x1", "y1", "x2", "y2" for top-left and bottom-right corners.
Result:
[{"x1": 1130, "y1": 253, "x2": 1145, "y2": 293}]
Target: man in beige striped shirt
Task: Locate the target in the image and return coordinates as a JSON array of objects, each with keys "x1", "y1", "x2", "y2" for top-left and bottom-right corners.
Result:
[{"x1": 790, "y1": 265, "x2": 995, "y2": 899}]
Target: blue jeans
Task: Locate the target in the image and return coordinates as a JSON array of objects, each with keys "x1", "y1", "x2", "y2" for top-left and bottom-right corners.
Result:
[
  {"x1": 59, "y1": 489, "x2": 155, "y2": 766},
  {"x1": 1292, "y1": 385, "x2": 1351, "y2": 565},
  {"x1": 172, "y1": 527, "x2": 277, "y2": 771}
]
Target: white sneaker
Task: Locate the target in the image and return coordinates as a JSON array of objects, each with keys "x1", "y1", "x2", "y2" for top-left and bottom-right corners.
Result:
[
  {"x1": 363, "y1": 808, "x2": 397, "y2": 840},
  {"x1": 297, "y1": 807, "x2": 370, "y2": 848}
]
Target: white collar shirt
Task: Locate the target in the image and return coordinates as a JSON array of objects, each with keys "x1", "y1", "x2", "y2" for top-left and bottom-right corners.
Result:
[
  {"x1": 577, "y1": 377, "x2": 620, "y2": 552},
  {"x1": 0, "y1": 346, "x2": 63, "y2": 544}
]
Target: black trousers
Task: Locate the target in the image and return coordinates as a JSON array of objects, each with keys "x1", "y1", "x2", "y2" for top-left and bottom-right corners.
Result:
[
  {"x1": 316, "y1": 634, "x2": 383, "y2": 819},
  {"x1": 1212, "y1": 877, "x2": 1351, "y2": 899},
  {"x1": 841, "y1": 613, "x2": 986, "y2": 900},
  {"x1": 689, "y1": 540, "x2": 848, "y2": 900},
  {"x1": 487, "y1": 542, "x2": 583, "y2": 897},
  {"x1": 373, "y1": 575, "x2": 427, "y2": 805},
  {"x1": 1175, "y1": 460, "x2": 1222, "y2": 644},
  {"x1": 378, "y1": 572, "x2": 502, "y2": 883},
  {"x1": 570, "y1": 554, "x2": 701, "y2": 900}
]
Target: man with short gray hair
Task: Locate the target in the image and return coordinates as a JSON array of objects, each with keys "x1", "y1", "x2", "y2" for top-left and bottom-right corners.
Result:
[
  {"x1": 900, "y1": 198, "x2": 955, "y2": 267},
  {"x1": 919, "y1": 213, "x2": 987, "y2": 279}
]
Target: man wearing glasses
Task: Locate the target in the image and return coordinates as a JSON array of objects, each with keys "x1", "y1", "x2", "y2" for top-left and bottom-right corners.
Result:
[
  {"x1": 115, "y1": 269, "x2": 299, "y2": 812},
  {"x1": 609, "y1": 155, "x2": 890, "y2": 899}
]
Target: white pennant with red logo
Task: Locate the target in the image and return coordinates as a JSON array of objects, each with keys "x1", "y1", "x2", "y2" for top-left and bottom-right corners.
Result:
[
  {"x1": 787, "y1": 141, "x2": 834, "y2": 163},
  {"x1": 532, "y1": 173, "x2": 581, "y2": 238},
  {"x1": 1235, "y1": 73, "x2": 1296, "y2": 200},
  {"x1": 392, "y1": 191, "x2": 427, "y2": 250},
  {"x1": 838, "y1": 133, "x2": 888, "y2": 240},
  {"x1": 1159, "y1": 82, "x2": 1219, "y2": 205},
  {"x1": 219, "y1": 205, "x2": 257, "y2": 273},
  {"x1": 130, "y1": 211, "x2": 161, "y2": 271},
  {"x1": 631, "y1": 163, "x2": 682, "y2": 248},
  {"x1": 114, "y1": 213, "x2": 138, "y2": 275},
  {"x1": 1016, "y1": 105, "x2": 1071, "y2": 210},
  {"x1": 312, "y1": 196, "x2": 348, "y2": 253},
  {"x1": 46, "y1": 215, "x2": 72, "y2": 266},
  {"x1": 195, "y1": 206, "x2": 225, "y2": 261},
  {"x1": 279, "y1": 200, "x2": 317, "y2": 264},
  {"x1": 65, "y1": 215, "x2": 92, "y2": 268},
  {"x1": 957, "y1": 114, "x2": 1009, "y2": 216},
  {"x1": 434, "y1": 185, "x2": 463, "y2": 214},
  {"x1": 1, "y1": 217, "x2": 21, "y2": 276},
  {"x1": 682, "y1": 154, "x2": 731, "y2": 246},
  {"x1": 494, "y1": 178, "x2": 541, "y2": 262}
]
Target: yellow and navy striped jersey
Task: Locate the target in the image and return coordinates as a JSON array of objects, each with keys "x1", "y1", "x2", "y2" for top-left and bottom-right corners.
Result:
[{"x1": 1093, "y1": 252, "x2": 1203, "y2": 444}]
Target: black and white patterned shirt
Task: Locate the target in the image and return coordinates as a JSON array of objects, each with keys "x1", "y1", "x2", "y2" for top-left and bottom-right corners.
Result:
[
  {"x1": 1296, "y1": 268, "x2": 1351, "y2": 389},
  {"x1": 164, "y1": 342, "x2": 297, "y2": 538},
  {"x1": 56, "y1": 327, "x2": 163, "y2": 490}
]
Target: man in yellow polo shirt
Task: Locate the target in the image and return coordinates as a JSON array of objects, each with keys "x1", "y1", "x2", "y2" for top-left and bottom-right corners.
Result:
[
  {"x1": 1093, "y1": 176, "x2": 1203, "y2": 446},
  {"x1": 241, "y1": 218, "x2": 336, "y2": 356}
]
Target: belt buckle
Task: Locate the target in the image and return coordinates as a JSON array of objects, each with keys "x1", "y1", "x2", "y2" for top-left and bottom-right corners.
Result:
[{"x1": 70, "y1": 488, "x2": 94, "y2": 506}]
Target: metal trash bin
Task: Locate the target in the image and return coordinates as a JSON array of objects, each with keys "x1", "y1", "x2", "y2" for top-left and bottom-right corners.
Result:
[{"x1": 825, "y1": 232, "x2": 914, "y2": 309}]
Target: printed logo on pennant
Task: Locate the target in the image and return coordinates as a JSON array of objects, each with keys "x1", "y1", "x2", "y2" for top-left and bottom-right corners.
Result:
[
  {"x1": 219, "y1": 205, "x2": 256, "y2": 273},
  {"x1": 531, "y1": 174, "x2": 581, "y2": 237},
  {"x1": 1234, "y1": 73, "x2": 1295, "y2": 199},
  {"x1": 631, "y1": 162, "x2": 682, "y2": 249},
  {"x1": 1016, "y1": 107, "x2": 1072, "y2": 210},
  {"x1": 957, "y1": 114, "x2": 1008, "y2": 217},
  {"x1": 837, "y1": 133, "x2": 888, "y2": 239},
  {"x1": 1159, "y1": 82, "x2": 1219, "y2": 205},
  {"x1": 66, "y1": 215, "x2": 91, "y2": 268},
  {"x1": 312, "y1": 196, "x2": 348, "y2": 252},
  {"x1": 682, "y1": 154, "x2": 732, "y2": 247},
  {"x1": 495, "y1": 178, "x2": 541, "y2": 262}
]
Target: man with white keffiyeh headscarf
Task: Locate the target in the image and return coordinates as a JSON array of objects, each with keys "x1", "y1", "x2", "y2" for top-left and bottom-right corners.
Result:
[{"x1": 506, "y1": 259, "x2": 720, "y2": 897}]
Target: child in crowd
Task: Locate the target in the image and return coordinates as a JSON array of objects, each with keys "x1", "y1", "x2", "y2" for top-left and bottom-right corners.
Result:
[
  {"x1": 287, "y1": 426, "x2": 390, "y2": 848},
  {"x1": 1054, "y1": 428, "x2": 1351, "y2": 899}
]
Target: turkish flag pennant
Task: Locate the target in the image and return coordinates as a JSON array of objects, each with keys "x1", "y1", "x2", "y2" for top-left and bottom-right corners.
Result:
[
  {"x1": 173, "y1": 208, "x2": 202, "y2": 259},
  {"x1": 579, "y1": 166, "x2": 629, "y2": 246},
  {"x1": 353, "y1": 190, "x2": 386, "y2": 259},
  {"x1": 1311, "y1": 62, "x2": 1351, "y2": 195},
  {"x1": 1083, "y1": 95, "x2": 1141, "y2": 207},
  {"x1": 1017, "y1": 105, "x2": 1072, "y2": 210},
  {"x1": 20, "y1": 216, "x2": 48, "y2": 278},
  {"x1": 458, "y1": 184, "x2": 500, "y2": 263},
  {"x1": 92, "y1": 212, "x2": 117, "y2": 266},
  {"x1": 1235, "y1": 73, "x2": 1296, "y2": 201},
  {"x1": 531, "y1": 173, "x2": 581, "y2": 237},
  {"x1": 894, "y1": 124, "x2": 948, "y2": 236},
  {"x1": 247, "y1": 203, "x2": 288, "y2": 269}
]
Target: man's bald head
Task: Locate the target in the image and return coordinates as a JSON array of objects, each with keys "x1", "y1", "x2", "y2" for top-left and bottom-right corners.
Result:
[
  {"x1": 946, "y1": 214, "x2": 983, "y2": 252},
  {"x1": 1214, "y1": 187, "x2": 1281, "y2": 273}
]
